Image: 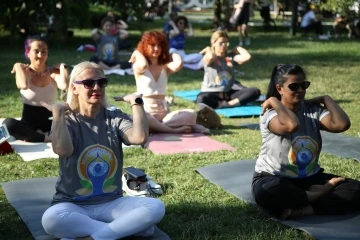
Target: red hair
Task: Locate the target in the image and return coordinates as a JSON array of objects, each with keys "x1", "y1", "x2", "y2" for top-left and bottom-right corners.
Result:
[{"x1": 136, "y1": 31, "x2": 171, "y2": 65}]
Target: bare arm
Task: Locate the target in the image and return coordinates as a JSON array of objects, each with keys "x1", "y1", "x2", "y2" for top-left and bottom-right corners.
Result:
[
  {"x1": 166, "y1": 52, "x2": 183, "y2": 74},
  {"x1": 40, "y1": 102, "x2": 74, "y2": 157},
  {"x1": 92, "y1": 28, "x2": 101, "y2": 41},
  {"x1": 117, "y1": 20, "x2": 128, "y2": 29},
  {"x1": 11, "y1": 63, "x2": 29, "y2": 90},
  {"x1": 263, "y1": 97, "x2": 299, "y2": 135},
  {"x1": 307, "y1": 95, "x2": 351, "y2": 133},
  {"x1": 129, "y1": 50, "x2": 148, "y2": 75},
  {"x1": 186, "y1": 22, "x2": 194, "y2": 37},
  {"x1": 232, "y1": 46, "x2": 251, "y2": 64},
  {"x1": 234, "y1": 0, "x2": 244, "y2": 8},
  {"x1": 52, "y1": 63, "x2": 68, "y2": 90},
  {"x1": 199, "y1": 46, "x2": 216, "y2": 66},
  {"x1": 115, "y1": 94, "x2": 149, "y2": 145},
  {"x1": 168, "y1": 20, "x2": 180, "y2": 38}
]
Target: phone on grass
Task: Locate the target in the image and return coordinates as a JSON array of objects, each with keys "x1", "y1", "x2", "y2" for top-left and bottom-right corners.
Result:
[{"x1": 0, "y1": 124, "x2": 10, "y2": 144}]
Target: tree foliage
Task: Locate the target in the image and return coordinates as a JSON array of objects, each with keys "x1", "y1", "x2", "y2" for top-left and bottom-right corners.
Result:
[{"x1": 321, "y1": 0, "x2": 359, "y2": 17}]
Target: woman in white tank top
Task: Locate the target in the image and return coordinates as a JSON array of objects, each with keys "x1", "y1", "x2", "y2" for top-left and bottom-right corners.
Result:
[
  {"x1": 4, "y1": 35, "x2": 68, "y2": 142},
  {"x1": 129, "y1": 31, "x2": 209, "y2": 134}
]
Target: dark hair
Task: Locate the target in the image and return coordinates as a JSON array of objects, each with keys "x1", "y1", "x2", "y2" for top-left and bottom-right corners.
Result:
[
  {"x1": 266, "y1": 64, "x2": 306, "y2": 100},
  {"x1": 24, "y1": 35, "x2": 48, "y2": 60},
  {"x1": 175, "y1": 16, "x2": 189, "y2": 28},
  {"x1": 101, "y1": 16, "x2": 114, "y2": 27}
]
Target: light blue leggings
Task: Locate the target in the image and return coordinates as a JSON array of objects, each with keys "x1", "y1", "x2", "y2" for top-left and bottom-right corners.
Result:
[{"x1": 42, "y1": 196, "x2": 165, "y2": 240}]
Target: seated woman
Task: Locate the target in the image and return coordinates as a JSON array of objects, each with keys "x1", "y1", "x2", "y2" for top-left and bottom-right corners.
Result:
[
  {"x1": 196, "y1": 30, "x2": 260, "y2": 109},
  {"x1": 252, "y1": 64, "x2": 360, "y2": 219},
  {"x1": 90, "y1": 16, "x2": 132, "y2": 70},
  {"x1": 168, "y1": 16, "x2": 203, "y2": 67},
  {"x1": 4, "y1": 35, "x2": 68, "y2": 142},
  {"x1": 41, "y1": 61, "x2": 165, "y2": 239},
  {"x1": 130, "y1": 31, "x2": 209, "y2": 134}
]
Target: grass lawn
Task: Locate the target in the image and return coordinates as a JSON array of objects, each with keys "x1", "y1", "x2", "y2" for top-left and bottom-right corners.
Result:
[{"x1": 0, "y1": 16, "x2": 360, "y2": 240}]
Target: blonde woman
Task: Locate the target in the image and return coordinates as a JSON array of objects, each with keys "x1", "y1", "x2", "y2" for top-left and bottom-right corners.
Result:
[
  {"x1": 40, "y1": 62, "x2": 165, "y2": 239},
  {"x1": 197, "y1": 30, "x2": 260, "y2": 109}
]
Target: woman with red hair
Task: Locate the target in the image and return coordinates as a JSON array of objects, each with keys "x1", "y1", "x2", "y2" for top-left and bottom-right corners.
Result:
[{"x1": 129, "y1": 31, "x2": 209, "y2": 133}]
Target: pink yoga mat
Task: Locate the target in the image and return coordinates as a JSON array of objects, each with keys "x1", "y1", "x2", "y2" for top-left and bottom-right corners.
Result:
[{"x1": 145, "y1": 133, "x2": 236, "y2": 154}]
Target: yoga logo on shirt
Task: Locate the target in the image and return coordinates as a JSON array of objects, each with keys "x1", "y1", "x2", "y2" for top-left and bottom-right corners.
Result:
[
  {"x1": 74, "y1": 144, "x2": 119, "y2": 200},
  {"x1": 286, "y1": 136, "x2": 319, "y2": 178},
  {"x1": 102, "y1": 43, "x2": 115, "y2": 60},
  {"x1": 216, "y1": 71, "x2": 232, "y2": 87}
]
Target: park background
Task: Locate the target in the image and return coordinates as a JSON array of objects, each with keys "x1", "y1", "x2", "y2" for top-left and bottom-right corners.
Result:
[{"x1": 0, "y1": 0, "x2": 360, "y2": 239}]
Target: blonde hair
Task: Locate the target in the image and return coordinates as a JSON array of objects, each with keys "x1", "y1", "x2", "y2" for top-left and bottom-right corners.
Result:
[
  {"x1": 210, "y1": 30, "x2": 229, "y2": 45},
  {"x1": 66, "y1": 61, "x2": 109, "y2": 111}
]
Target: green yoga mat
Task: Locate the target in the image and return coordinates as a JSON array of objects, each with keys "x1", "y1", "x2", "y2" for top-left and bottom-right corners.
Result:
[
  {"x1": 1, "y1": 177, "x2": 170, "y2": 240},
  {"x1": 239, "y1": 123, "x2": 360, "y2": 162},
  {"x1": 196, "y1": 159, "x2": 360, "y2": 240}
]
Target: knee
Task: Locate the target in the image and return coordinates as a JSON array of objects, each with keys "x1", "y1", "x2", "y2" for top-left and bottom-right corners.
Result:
[
  {"x1": 143, "y1": 198, "x2": 166, "y2": 224},
  {"x1": 41, "y1": 207, "x2": 69, "y2": 235},
  {"x1": 3, "y1": 118, "x2": 18, "y2": 132}
]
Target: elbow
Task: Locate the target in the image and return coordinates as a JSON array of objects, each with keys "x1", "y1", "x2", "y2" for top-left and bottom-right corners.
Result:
[
  {"x1": 287, "y1": 122, "x2": 300, "y2": 133},
  {"x1": 338, "y1": 119, "x2": 351, "y2": 132}
]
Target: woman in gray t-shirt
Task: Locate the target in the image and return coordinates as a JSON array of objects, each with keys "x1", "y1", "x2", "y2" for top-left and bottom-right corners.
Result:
[
  {"x1": 252, "y1": 64, "x2": 360, "y2": 219},
  {"x1": 39, "y1": 62, "x2": 165, "y2": 239}
]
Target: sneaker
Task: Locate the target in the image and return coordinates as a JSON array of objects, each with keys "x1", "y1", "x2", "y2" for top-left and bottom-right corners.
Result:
[
  {"x1": 122, "y1": 174, "x2": 149, "y2": 197},
  {"x1": 245, "y1": 38, "x2": 251, "y2": 45},
  {"x1": 146, "y1": 174, "x2": 163, "y2": 196}
]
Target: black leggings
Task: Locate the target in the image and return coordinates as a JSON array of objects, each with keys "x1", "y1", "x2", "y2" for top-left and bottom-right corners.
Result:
[
  {"x1": 252, "y1": 170, "x2": 360, "y2": 217},
  {"x1": 3, "y1": 104, "x2": 52, "y2": 142},
  {"x1": 196, "y1": 87, "x2": 260, "y2": 109}
]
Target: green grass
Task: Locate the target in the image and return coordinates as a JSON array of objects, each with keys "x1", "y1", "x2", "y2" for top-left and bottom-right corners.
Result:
[{"x1": 1, "y1": 17, "x2": 360, "y2": 240}]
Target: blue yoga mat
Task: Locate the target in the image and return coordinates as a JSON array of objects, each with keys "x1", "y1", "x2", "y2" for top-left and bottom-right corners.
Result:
[
  {"x1": 173, "y1": 90, "x2": 200, "y2": 101},
  {"x1": 215, "y1": 106, "x2": 262, "y2": 117}
]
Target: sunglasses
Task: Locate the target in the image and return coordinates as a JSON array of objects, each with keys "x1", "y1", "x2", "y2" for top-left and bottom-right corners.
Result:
[
  {"x1": 74, "y1": 78, "x2": 108, "y2": 89},
  {"x1": 287, "y1": 81, "x2": 311, "y2": 91},
  {"x1": 218, "y1": 42, "x2": 230, "y2": 47}
]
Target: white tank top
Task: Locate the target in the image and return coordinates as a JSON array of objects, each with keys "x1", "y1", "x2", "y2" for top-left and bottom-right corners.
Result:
[
  {"x1": 135, "y1": 68, "x2": 167, "y2": 96},
  {"x1": 20, "y1": 79, "x2": 57, "y2": 106}
]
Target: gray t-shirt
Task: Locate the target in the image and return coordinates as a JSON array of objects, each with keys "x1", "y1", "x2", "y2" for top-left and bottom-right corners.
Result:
[
  {"x1": 52, "y1": 106, "x2": 133, "y2": 205},
  {"x1": 96, "y1": 34, "x2": 120, "y2": 61},
  {"x1": 201, "y1": 56, "x2": 235, "y2": 92},
  {"x1": 255, "y1": 102, "x2": 330, "y2": 178}
]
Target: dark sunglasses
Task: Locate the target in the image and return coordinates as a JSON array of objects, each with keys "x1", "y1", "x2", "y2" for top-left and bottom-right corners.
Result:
[
  {"x1": 74, "y1": 78, "x2": 108, "y2": 89},
  {"x1": 287, "y1": 81, "x2": 311, "y2": 91}
]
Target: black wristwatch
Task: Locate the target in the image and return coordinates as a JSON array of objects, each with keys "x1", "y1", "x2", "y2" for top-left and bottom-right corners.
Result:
[{"x1": 132, "y1": 97, "x2": 144, "y2": 106}]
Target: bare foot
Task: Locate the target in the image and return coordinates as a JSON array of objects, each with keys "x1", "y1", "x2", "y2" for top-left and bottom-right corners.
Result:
[
  {"x1": 172, "y1": 126, "x2": 192, "y2": 133},
  {"x1": 309, "y1": 177, "x2": 345, "y2": 194}
]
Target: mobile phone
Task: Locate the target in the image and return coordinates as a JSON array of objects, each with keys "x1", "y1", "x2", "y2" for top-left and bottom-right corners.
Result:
[
  {"x1": 0, "y1": 124, "x2": 10, "y2": 145},
  {"x1": 124, "y1": 166, "x2": 147, "y2": 180}
]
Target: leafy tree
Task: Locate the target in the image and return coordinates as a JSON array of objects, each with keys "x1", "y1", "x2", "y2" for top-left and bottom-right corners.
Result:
[{"x1": 321, "y1": 0, "x2": 359, "y2": 17}]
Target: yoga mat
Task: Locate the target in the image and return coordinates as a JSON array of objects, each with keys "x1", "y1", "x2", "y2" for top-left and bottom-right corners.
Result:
[
  {"x1": 239, "y1": 123, "x2": 360, "y2": 162},
  {"x1": 1, "y1": 178, "x2": 170, "y2": 240},
  {"x1": 215, "y1": 106, "x2": 262, "y2": 118},
  {"x1": 196, "y1": 159, "x2": 360, "y2": 240},
  {"x1": 145, "y1": 133, "x2": 236, "y2": 154},
  {"x1": 172, "y1": 90, "x2": 265, "y2": 103}
]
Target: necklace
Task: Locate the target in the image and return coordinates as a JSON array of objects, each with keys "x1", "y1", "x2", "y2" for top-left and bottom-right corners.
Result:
[{"x1": 28, "y1": 66, "x2": 49, "y2": 77}]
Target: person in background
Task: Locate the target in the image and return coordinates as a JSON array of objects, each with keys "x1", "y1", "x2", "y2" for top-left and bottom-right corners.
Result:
[
  {"x1": 196, "y1": 30, "x2": 260, "y2": 109},
  {"x1": 168, "y1": 16, "x2": 203, "y2": 65},
  {"x1": 162, "y1": 12, "x2": 178, "y2": 38},
  {"x1": 4, "y1": 35, "x2": 68, "y2": 142},
  {"x1": 235, "y1": 0, "x2": 252, "y2": 46},
  {"x1": 300, "y1": 5, "x2": 329, "y2": 40},
  {"x1": 130, "y1": 31, "x2": 209, "y2": 134},
  {"x1": 90, "y1": 16, "x2": 132, "y2": 70},
  {"x1": 252, "y1": 64, "x2": 360, "y2": 219},
  {"x1": 41, "y1": 61, "x2": 165, "y2": 239}
]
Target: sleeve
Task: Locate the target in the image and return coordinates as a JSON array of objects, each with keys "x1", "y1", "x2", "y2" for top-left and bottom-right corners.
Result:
[
  {"x1": 113, "y1": 109, "x2": 133, "y2": 143},
  {"x1": 317, "y1": 104, "x2": 330, "y2": 121},
  {"x1": 264, "y1": 108, "x2": 278, "y2": 129},
  {"x1": 65, "y1": 115, "x2": 77, "y2": 149}
]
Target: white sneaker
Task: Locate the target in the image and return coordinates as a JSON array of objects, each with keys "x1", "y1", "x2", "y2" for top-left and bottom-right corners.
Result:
[
  {"x1": 146, "y1": 174, "x2": 163, "y2": 196},
  {"x1": 122, "y1": 174, "x2": 149, "y2": 197},
  {"x1": 245, "y1": 38, "x2": 251, "y2": 45}
]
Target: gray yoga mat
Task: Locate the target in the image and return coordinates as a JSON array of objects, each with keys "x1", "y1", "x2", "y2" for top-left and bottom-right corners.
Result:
[
  {"x1": 240, "y1": 123, "x2": 360, "y2": 162},
  {"x1": 196, "y1": 159, "x2": 360, "y2": 240},
  {"x1": 1, "y1": 177, "x2": 170, "y2": 240}
]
